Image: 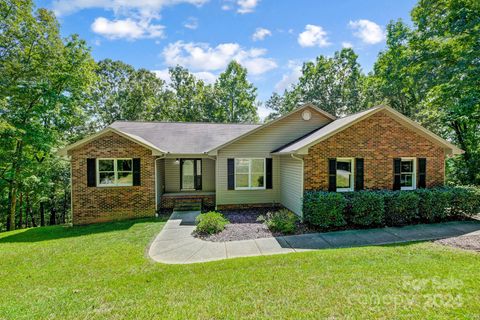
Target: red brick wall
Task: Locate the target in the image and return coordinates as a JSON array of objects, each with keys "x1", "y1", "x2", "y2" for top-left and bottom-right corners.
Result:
[
  {"x1": 304, "y1": 111, "x2": 445, "y2": 191},
  {"x1": 69, "y1": 132, "x2": 156, "y2": 225}
]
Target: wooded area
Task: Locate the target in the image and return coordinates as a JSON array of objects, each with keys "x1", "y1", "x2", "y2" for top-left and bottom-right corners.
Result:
[{"x1": 0, "y1": 0, "x2": 478, "y2": 231}]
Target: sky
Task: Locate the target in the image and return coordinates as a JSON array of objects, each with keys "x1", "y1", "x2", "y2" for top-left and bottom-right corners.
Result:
[{"x1": 36, "y1": 0, "x2": 418, "y2": 119}]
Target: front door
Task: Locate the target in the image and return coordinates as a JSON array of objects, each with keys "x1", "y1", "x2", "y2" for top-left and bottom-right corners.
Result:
[{"x1": 181, "y1": 159, "x2": 202, "y2": 190}]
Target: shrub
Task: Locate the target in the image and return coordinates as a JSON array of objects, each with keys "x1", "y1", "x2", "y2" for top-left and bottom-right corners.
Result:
[
  {"x1": 383, "y1": 191, "x2": 420, "y2": 226},
  {"x1": 416, "y1": 188, "x2": 449, "y2": 222},
  {"x1": 258, "y1": 209, "x2": 298, "y2": 234},
  {"x1": 347, "y1": 191, "x2": 384, "y2": 226},
  {"x1": 195, "y1": 211, "x2": 229, "y2": 235},
  {"x1": 448, "y1": 186, "x2": 480, "y2": 217},
  {"x1": 303, "y1": 191, "x2": 347, "y2": 228}
]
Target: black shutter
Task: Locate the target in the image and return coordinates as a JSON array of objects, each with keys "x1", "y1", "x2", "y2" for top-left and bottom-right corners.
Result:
[
  {"x1": 355, "y1": 158, "x2": 364, "y2": 191},
  {"x1": 328, "y1": 158, "x2": 337, "y2": 192},
  {"x1": 227, "y1": 159, "x2": 235, "y2": 190},
  {"x1": 87, "y1": 158, "x2": 96, "y2": 187},
  {"x1": 393, "y1": 158, "x2": 401, "y2": 190},
  {"x1": 133, "y1": 158, "x2": 141, "y2": 186},
  {"x1": 418, "y1": 158, "x2": 426, "y2": 189},
  {"x1": 266, "y1": 158, "x2": 273, "y2": 189}
]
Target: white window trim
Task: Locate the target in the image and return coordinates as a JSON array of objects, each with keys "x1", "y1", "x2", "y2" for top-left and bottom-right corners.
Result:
[
  {"x1": 234, "y1": 158, "x2": 266, "y2": 190},
  {"x1": 400, "y1": 157, "x2": 416, "y2": 190},
  {"x1": 97, "y1": 158, "x2": 133, "y2": 187},
  {"x1": 336, "y1": 157, "x2": 354, "y2": 192}
]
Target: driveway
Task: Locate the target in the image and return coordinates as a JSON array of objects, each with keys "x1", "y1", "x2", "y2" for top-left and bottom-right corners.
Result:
[{"x1": 148, "y1": 211, "x2": 480, "y2": 264}]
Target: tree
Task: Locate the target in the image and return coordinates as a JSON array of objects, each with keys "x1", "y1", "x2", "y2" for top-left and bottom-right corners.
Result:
[
  {"x1": 0, "y1": 0, "x2": 96, "y2": 230},
  {"x1": 88, "y1": 59, "x2": 170, "y2": 131},
  {"x1": 214, "y1": 61, "x2": 259, "y2": 123},
  {"x1": 371, "y1": 0, "x2": 480, "y2": 184},
  {"x1": 266, "y1": 48, "x2": 367, "y2": 118}
]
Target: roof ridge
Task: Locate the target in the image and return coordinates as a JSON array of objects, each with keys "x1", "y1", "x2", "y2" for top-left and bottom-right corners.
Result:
[{"x1": 111, "y1": 120, "x2": 261, "y2": 125}]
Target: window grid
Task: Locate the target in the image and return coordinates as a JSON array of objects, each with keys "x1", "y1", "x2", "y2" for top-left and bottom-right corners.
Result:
[
  {"x1": 234, "y1": 158, "x2": 266, "y2": 190},
  {"x1": 97, "y1": 158, "x2": 133, "y2": 187}
]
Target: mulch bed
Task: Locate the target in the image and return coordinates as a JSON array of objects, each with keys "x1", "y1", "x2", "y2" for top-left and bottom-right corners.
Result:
[
  {"x1": 195, "y1": 208, "x2": 318, "y2": 242},
  {"x1": 435, "y1": 234, "x2": 480, "y2": 252}
]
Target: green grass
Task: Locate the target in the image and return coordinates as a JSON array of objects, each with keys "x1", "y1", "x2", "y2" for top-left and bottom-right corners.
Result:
[{"x1": 0, "y1": 218, "x2": 479, "y2": 319}]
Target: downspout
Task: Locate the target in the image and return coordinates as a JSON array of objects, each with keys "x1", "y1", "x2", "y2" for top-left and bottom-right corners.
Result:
[
  {"x1": 155, "y1": 154, "x2": 167, "y2": 213},
  {"x1": 290, "y1": 153, "x2": 304, "y2": 219}
]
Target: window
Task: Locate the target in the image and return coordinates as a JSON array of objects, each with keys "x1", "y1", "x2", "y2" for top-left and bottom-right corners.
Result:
[
  {"x1": 400, "y1": 158, "x2": 416, "y2": 190},
  {"x1": 336, "y1": 158, "x2": 354, "y2": 192},
  {"x1": 235, "y1": 158, "x2": 265, "y2": 190},
  {"x1": 97, "y1": 158, "x2": 133, "y2": 187}
]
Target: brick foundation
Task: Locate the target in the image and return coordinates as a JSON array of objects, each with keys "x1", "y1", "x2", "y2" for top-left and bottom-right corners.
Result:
[
  {"x1": 160, "y1": 194, "x2": 216, "y2": 209},
  {"x1": 216, "y1": 203, "x2": 283, "y2": 211},
  {"x1": 304, "y1": 110, "x2": 445, "y2": 191}
]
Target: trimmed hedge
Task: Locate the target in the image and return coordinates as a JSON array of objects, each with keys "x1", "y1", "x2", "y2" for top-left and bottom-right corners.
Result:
[
  {"x1": 303, "y1": 192, "x2": 347, "y2": 228},
  {"x1": 346, "y1": 191, "x2": 384, "y2": 226},
  {"x1": 303, "y1": 186, "x2": 480, "y2": 229}
]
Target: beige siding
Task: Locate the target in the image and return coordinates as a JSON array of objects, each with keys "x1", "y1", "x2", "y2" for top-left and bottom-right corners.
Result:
[
  {"x1": 279, "y1": 155, "x2": 303, "y2": 216},
  {"x1": 216, "y1": 106, "x2": 330, "y2": 205},
  {"x1": 164, "y1": 157, "x2": 215, "y2": 192}
]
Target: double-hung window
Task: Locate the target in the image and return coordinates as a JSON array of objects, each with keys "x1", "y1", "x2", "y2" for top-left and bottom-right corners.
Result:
[
  {"x1": 235, "y1": 158, "x2": 265, "y2": 190},
  {"x1": 336, "y1": 158, "x2": 354, "y2": 192},
  {"x1": 400, "y1": 158, "x2": 416, "y2": 190},
  {"x1": 97, "y1": 158, "x2": 133, "y2": 187}
]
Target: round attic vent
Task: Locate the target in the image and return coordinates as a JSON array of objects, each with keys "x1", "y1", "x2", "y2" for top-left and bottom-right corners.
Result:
[{"x1": 302, "y1": 109, "x2": 312, "y2": 121}]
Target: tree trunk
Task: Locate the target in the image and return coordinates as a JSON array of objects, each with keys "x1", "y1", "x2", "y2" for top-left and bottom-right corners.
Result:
[
  {"x1": 40, "y1": 202, "x2": 45, "y2": 227},
  {"x1": 17, "y1": 193, "x2": 23, "y2": 229},
  {"x1": 26, "y1": 194, "x2": 36, "y2": 227},
  {"x1": 6, "y1": 140, "x2": 23, "y2": 231},
  {"x1": 49, "y1": 199, "x2": 56, "y2": 226},
  {"x1": 62, "y1": 191, "x2": 67, "y2": 224}
]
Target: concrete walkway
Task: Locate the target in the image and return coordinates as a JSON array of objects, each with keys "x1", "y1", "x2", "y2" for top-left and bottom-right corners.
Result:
[{"x1": 148, "y1": 211, "x2": 480, "y2": 264}]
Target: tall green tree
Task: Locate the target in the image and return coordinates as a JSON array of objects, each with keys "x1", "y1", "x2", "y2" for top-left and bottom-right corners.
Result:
[
  {"x1": 372, "y1": 0, "x2": 480, "y2": 184},
  {"x1": 266, "y1": 48, "x2": 367, "y2": 118},
  {"x1": 88, "y1": 59, "x2": 171, "y2": 131},
  {"x1": 0, "y1": 0, "x2": 96, "y2": 230},
  {"x1": 214, "y1": 61, "x2": 259, "y2": 123}
]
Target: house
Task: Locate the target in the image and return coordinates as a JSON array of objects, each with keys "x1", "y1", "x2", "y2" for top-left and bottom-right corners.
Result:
[{"x1": 59, "y1": 104, "x2": 463, "y2": 225}]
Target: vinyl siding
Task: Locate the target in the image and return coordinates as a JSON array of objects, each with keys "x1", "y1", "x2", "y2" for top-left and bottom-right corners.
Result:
[
  {"x1": 279, "y1": 155, "x2": 303, "y2": 216},
  {"x1": 216, "y1": 106, "x2": 331, "y2": 205},
  {"x1": 164, "y1": 157, "x2": 215, "y2": 192}
]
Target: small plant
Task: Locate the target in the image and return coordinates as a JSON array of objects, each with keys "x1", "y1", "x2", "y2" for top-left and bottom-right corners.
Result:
[
  {"x1": 258, "y1": 209, "x2": 298, "y2": 234},
  {"x1": 195, "y1": 211, "x2": 229, "y2": 235}
]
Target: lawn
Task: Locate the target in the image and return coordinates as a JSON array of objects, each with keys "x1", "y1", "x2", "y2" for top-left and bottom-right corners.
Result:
[{"x1": 0, "y1": 218, "x2": 479, "y2": 319}]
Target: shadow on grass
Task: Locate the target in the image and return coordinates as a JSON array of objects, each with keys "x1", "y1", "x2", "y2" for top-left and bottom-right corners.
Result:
[{"x1": 0, "y1": 215, "x2": 170, "y2": 244}]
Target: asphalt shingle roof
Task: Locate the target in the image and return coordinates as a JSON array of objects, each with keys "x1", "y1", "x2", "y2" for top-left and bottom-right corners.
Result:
[{"x1": 109, "y1": 121, "x2": 261, "y2": 154}]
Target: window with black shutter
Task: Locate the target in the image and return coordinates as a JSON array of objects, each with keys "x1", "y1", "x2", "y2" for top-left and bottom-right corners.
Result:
[
  {"x1": 418, "y1": 158, "x2": 426, "y2": 188},
  {"x1": 328, "y1": 158, "x2": 337, "y2": 191},
  {"x1": 355, "y1": 158, "x2": 364, "y2": 191}
]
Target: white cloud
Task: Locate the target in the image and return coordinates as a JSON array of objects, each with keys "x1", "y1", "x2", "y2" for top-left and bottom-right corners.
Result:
[
  {"x1": 297, "y1": 24, "x2": 330, "y2": 47},
  {"x1": 91, "y1": 17, "x2": 164, "y2": 40},
  {"x1": 162, "y1": 41, "x2": 277, "y2": 75},
  {"x1": 348, "y1": 19, "x2": 385, "y2": 44},
  {"x1": 184, "y1": 17, "x2": 199, "y2": 30},
  {"x1": 52, "y1": 0, "x2": 208, "y2": 17},
  {"x1": 53, "y1": 0, "x2": 207, "y2": 40},
  {"x1": 257, "y1": 105, "x2": 270, "y2": 120},
  {"x1": 342, "y1": 41, "x2": 353, "y2": 48},
  {"x1": 275, "y1": 60, "x2": 302, "y2": 92},
  {"x1": 153, "y1": 69, "x2": 217, "y2": 85},
  {"x1": 237, "y1": 0, "x2": 259, "y2": 13},
  {"x1": 252, "y1": 28, "x2": 271, "y2": 41}
]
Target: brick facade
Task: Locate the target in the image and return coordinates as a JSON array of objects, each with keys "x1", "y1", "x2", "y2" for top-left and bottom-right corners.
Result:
[
  {"x1": 161, "y1": 194, "x2": 216, "y2": 209},
  {"x1": 304, "y1": 111, "x2": 445, "y2": 191},
  {"x1": 69, "y1": 132, "x2": 156, "y2": 225}
]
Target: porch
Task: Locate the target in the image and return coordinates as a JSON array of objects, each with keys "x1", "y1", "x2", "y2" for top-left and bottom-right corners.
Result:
[{"x1": 155, "y1": 156, "x2": 216, "y2": 210}]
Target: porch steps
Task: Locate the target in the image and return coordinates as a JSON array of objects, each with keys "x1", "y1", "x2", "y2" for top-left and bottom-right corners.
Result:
[{"x1": 174, "y1": 198, "x2": 202, "y2": 211}]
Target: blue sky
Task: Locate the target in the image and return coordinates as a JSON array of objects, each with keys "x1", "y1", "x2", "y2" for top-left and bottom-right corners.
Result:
[{"x1": 38, "y1": 0, "x2": 417, "y2": 118}]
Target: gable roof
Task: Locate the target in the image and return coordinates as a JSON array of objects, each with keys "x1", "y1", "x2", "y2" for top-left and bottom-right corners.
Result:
[
  {"x1": 273, "y1": 105, "x2": 464, "y2": 155},
  {"x1": 206, "y1": 103, "x2": 336, "y2": 154},
  {"x1": 58, "y1": 121, "x2": 260, "y2": 156}
]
